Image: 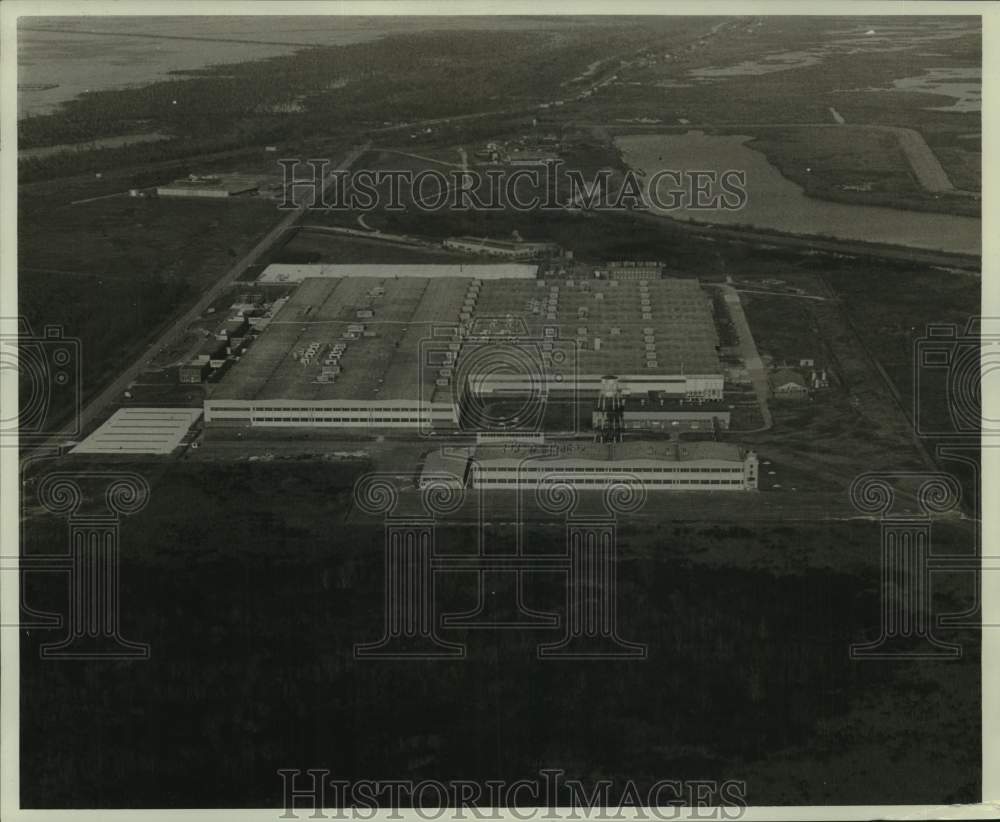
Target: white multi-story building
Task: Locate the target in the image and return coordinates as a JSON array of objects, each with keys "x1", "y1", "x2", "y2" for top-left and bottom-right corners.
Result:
[{"x1": 468, "y1": 441, "x2": 758, "y2": 491}]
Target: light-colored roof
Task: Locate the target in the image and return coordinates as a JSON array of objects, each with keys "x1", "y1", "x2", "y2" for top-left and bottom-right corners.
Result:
[
  {"x1": 769, "y1": 368, "x2": 807, "y2": 387},
  {"x1": 71, "y1": 408, "x2": 202, "y2": 455},
  {"x1": 258, "y1": 263, "x2": 538, "y2": 283}
]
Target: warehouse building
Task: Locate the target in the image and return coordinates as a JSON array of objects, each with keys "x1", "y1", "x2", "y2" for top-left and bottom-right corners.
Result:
[
  {"x1": 769, "y1": 368, "x2": 810, "y2": 400},
  {"x1": 463, "y1": 276, "x2": 722, "y2": 400},
  {"x1": 205, "y1": 276, "x2": 468, "y2": 429},
  {"x1": 156, "y1": 173, "x2": 264, "y2": 199},
  {"x1": 596, "y1": 260, "x2": 664, "y2": 281},
  {"x1": 468, "y1": 441, "x2": 758, "y2": 491},
  {"x1": 204, "y1": 274, "x2": 724, "y2": 431},
  {"x1": 593, "y1": 392, "x2": 731, "y2": 434}
]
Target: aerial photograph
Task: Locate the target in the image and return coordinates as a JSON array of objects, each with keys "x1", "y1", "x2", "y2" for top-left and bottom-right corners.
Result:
[{"x1": 1, "y1": 4, "x2": 990, "y2": 818}]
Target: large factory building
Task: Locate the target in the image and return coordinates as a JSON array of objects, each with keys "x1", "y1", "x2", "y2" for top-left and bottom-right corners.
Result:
[
  {"x1": 204, "y1": 268, "x2": 724, "y2": 432},
  {"x1": 465, "y1": 441, "x2": 758, "y2": 491}
]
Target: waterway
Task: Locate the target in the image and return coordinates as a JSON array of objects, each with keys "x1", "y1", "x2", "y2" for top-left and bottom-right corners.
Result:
[{"x1": 616, "y1": 131, "x2": 980, "y2": 257}]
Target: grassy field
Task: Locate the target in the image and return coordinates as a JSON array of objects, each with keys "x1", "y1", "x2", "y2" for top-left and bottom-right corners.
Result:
[
  {"x1": 741, "y1": 290, "x2": 824, "y2": 367},
  {"x1": 744, "y1": 127, "x2": 979, "y2": 216},
  {"x1": 822, "y1": 264, "x2": 981, "y2": 504},
  {"x1": 741, "y1": 286, "x2": 928, "y2": 478},
  {"x1": 19, "y1": 457, "x2": 979, "y2": 807},
  {"x1": 738, "y1": 262, "x2": 980, "y2": 510},
  {"x1": 823, "y1": 266, "x2": 980, "y2": 416}
]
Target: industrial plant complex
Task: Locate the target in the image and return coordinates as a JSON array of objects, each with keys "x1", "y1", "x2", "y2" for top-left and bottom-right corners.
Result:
[
  {"x1": 16, "y1": 12, "x2": 982, "y2": 809},
  {"x1": 191, "y1": 262, "x2": 760, "y2": 492},
  {"x1": 204, "y1": 265, "x2": 726, "y2": 432}
]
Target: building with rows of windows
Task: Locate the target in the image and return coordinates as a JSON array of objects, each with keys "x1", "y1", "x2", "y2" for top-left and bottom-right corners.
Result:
[{"x1": 464, "y1": 441, "x2": 758, "y2": 491}]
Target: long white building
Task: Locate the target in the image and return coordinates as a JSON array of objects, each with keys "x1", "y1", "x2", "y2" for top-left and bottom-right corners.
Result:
[{"x1": 468, "y1": 441, "x2": 759, "y2": 491}]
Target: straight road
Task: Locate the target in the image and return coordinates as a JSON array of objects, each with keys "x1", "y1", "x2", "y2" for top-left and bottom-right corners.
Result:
[
  {"x1": 713, "y1": 284, "x2": 772, "y2": 432},
  {"x1": 35, "y1": 142, "x2": 369, "y2": 455}
]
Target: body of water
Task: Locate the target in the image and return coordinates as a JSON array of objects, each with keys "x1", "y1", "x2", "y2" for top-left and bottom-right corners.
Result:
[
  {"x1": 890, "y1": 67, "x2": 982, "y2": 112},
  {"x1": 17, "y1": 15, "x2": 571, "y2": 119},
  {"x1": 616, "y1": 131, "x2": 980, "y2": 257},
  {"x1": 687, "y1": 18, "x2": 978, "y2": 84},
  {"x1": 17, "y1": 17, "x2": 400, "y2": 118}
]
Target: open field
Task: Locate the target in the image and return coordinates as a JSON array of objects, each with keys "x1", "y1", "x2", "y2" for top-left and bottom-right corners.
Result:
[
  {"x1": 821, "y1": 264, "x2": 981, "y2": 505},
  {"x1": 822, "y1": 266, "x2": 980, "y2": 419},
  {"x1": 737, "y1": 261, "x2": 980, "y2": 510},
  {"x1": 742, "y1": 291, "x2": 928, "y2": 474},
  {"x1": 741, "y1": 288, "x2": 825, "y2": 367},
  {"x1": 745, "y1": 126, "x2": 979, "y2": 215}
]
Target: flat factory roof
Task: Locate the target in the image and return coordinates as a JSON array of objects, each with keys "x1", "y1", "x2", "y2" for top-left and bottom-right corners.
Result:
[
  {"x1": 211, "y1": 276, "x2": 470, "y2": 403},
  {"x1": 71, "y1": 408, "x2": 203, "y2": 455},
  {"x1": 258, "y1": 263, "x2": 539, "y2": 284},
  {"x1": 473, "y1": 276, "x2": 720, "y2": 375},
  {"x1": 212, "y1": 275, "x2": 722, "y2": 405}
]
